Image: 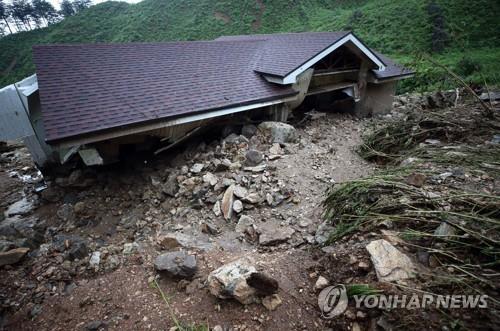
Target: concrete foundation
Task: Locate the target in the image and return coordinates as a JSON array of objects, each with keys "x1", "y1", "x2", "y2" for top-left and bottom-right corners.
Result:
[{"x1": 355, "y1": 81, "x2": 397, "y2": 117}]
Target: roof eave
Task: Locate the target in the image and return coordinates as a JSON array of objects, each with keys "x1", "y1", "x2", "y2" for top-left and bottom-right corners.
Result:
[
  {"x1": 256, "y1": 32, "x2": 387, "y2": 85},
  {"x1": 48, "y1": 92, "x2": 298, "y2": 148}
]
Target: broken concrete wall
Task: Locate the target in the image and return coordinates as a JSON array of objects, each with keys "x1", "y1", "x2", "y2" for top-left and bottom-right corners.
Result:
[{"x1": 355, "y1": 81, "x2": 397, "y2": 117}]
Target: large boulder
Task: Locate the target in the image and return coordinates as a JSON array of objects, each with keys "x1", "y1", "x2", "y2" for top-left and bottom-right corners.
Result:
[
  {"x1": 208, "y1": 257, "x2": 257, "y2": 304},
  {"x1": 154, "y1": 251, "x2": 197, "y2": 279},
  {"x1": 258, "y1": 122, "x2": 298, "y2": 144},
  {"x1": 258, "y1": 222, "x2": 295, "y2": 246},
  {"x1": 0, "y1": 247, "x2": 29, "y2": 266}
]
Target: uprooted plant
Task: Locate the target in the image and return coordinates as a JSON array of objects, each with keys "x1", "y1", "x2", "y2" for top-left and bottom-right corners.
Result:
[
  {"x1": 323, "y1": 98, "x2": 500, "y2": 303},
  {"x1": 358, "y1": 104, "x2": 500, "y2": 164}
]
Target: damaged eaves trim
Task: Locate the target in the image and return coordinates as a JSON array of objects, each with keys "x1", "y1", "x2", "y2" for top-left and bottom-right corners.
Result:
[
  {"x1": 259, "y1": 33, "x2": 387, "y2": 85},
  {"x1": 54, "y1": 94, "x2": 297, "y2": 149},
  {"x1": 369, "y1": 72, "x2": 415, "y2": 84}
]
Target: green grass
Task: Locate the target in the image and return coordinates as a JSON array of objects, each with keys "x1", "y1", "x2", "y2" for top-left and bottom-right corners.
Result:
[{"x1": 0, "y1": 0, "x2": 499, "y2": 90}]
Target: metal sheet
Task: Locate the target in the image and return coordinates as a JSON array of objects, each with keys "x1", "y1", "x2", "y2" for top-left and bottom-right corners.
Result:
[
  {"x1": 22, "y1": 135, "x2": 48, "y2": 166},
  {"x1": 0, "y1": 84, "x2": 35, "y2": 140}
]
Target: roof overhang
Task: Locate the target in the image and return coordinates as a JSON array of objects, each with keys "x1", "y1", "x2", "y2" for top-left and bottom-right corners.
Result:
[
  {"x1": 261, "y1": 33, "x2": 386, "y2": 85},
  {"x1": 53, "y1": 94, "x2": 297, "y2": 148},
  {"x1": 369, "y1": 72, "x2": 415, "y2": 84}
]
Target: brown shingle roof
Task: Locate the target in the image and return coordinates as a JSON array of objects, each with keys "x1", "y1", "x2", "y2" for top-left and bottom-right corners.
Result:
[
  {"x1": 216, "y1": 32, "x2": 352, "y2": 77},
  {"x1": 33, "y1": 40, "x2": 297, "y2": 142},
  {"x1": 33, "y1": 32, "x2": 412, "y2": 143}
]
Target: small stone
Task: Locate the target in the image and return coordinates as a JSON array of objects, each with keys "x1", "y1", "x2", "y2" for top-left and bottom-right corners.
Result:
[
  {"x1": 154, "y1": 251, "x2": 197, "y2": 279},
  {"x1": 85, "y1": 320, "x2": 105, "y2": 331},
  {"x1": 233, "y1": 185, "x2": 248, "y2": 199},
  {"x1": 314, "y1": 276, "x2": 329, "y2": 291},
  {"x1": 236, "y1": 215, "x2": 255, "y2": 234},
  {"x1": 358, "y1": 261, "x2": 370, "y2": 271},
  {"x1": 73, "y1": 201, "x2": 86, "y2": 215},
  {"x1": 269, "y1": 143, "x2": 283, "y2": 155},
  {"x1": 201, "y1": 222, "x2": 219, "y2": 235},
  {"x1": 122, "y1": 242, "x2": 139, "y2": 255},
  {"x1": 262, "y1": 294, "x2": 282, "y2": 311},
  {"x1": 0, "y1": 247, "x2": 29, "y2": 266},
  {"x1": 202, "y1": 172, "x2": 218, "y2": 186},
  {"x1": 243, "y1": 193, "x2": 261, "y2": 204},
  {"x1": 241, "y1": 124, "x2": 257, "y2": 138},
  {"x1": 89, "y1": 251, "x2": 101, "y2": 270},
  {"x1": 243, "y1": 164, "x2": 266, "y2": 173},
  {"x1": 213, "y1": 201, "x2": 221, "y2": 217},
  {"x1": 245, "y1": 150, "x2": 263, "y2": 166},
  {"x1": 434, "y1": 222, "x2": 455, "y2": 238},
  {"x1": 69, "y1": 241, "x2": 88, "y2": 261},
  {"x1": 233, "y1": 200, "x2": 243, "y2": 213},
  {"x1": 162, "y1": 173, "x2": 179, "y2": 197},
  {"x1": 190, "y1": 163, "x2": 204, "y2": 174},
  {"x1": 258, "y1": 223, "x2": 295, "y2": 246},
  {"x1": 405, "y1": 173, "x2": 426, "y2": 187},
  {"x1": 221, "y1": 185, "x2": 235, "y2": 220}
]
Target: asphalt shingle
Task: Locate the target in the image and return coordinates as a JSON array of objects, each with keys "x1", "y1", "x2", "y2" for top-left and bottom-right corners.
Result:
[{"x1": 33, "y1": 32, "x2": 412, "y2": 143}]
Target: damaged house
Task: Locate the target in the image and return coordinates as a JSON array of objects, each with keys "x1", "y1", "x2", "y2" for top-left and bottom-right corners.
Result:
[{"x1": 0, "y1": 31, "x2": 413, "y2": 168}]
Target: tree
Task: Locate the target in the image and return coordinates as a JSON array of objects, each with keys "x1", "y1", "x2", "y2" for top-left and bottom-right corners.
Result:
[
  {"x1": 9, "y1": 0, "x2": 34, "y2": 31},
  {"x1": 60, "y1": 0, "x2": 75, "y2": 17},
  {"x1": 73, "y1": 0, "x2": 91, "y2": 13},
  {"x1": 0, "y1": 0, "x2": 13, "y2": 34},
  {"x1": 32, "y1": 0, "x2": 57, "y2": 26}
]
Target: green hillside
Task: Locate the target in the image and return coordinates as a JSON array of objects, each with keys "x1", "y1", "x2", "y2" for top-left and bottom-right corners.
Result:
[{"x1": 1, "y1": 0, "x2": 499, "y2": 92}]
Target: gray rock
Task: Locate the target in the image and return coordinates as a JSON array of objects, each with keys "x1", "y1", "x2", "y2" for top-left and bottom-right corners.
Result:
[
  {"x1": 190, "y1": 163, "x2": 205, "y2": 174},
  {"x1": 89, "y1": 251, "x2": 101, "y2": 270},
  {"x1": 233, "y1": 185, "x2": 248, "y2": 199},
  {"x1": 262, "y1": 294, "x2": 282, "y2": 311},
  {"x1": 57, "y1": 204, "x2": 75, "y2": 221},
  {"x1": 434, "y1": 222, "x2": 455, "y2": 238},
  {"x1": 232, "y1": 200, "x2": 243, "y2": 213},
  {"x1": 221, "y1": 185, "x2": 235, "y2": 220},
  {"x1": 162, "y1": 173, "x2": 179, "y2": 197},
  {"x1": 207, "y1": 257, "x2": 257, "y2": 304},
  {"x1": 242, "y1": 192, "x2": 261, "y2": 204},
  {"x1": 73, "y1": 201, "x2": 86, "y2": 215},
  {"x1": 366, "y1": 239, "x2": 416, "y2": 282},
  {"x1": 0, "y1": 239, "x2": 16, "y2": 253},
  {"x1": 213, "y1": 201, "x2": 221, "y2": 217},
  {"x1": 85, "y1": 320, "x2": 106, "y2": 331},
  {"x1": 236, "y1": 215, "x2": 255, "y2": 234},
  {"x1": 314, "y1": 221, "x2": 335, "y2": 245},
  {"x1": 224, "y1": 134, "x2": 249, "y2": 145},
  {"x1": 154, "y1": 251, "x2": 197, "y2": 279},
  {"x1": 258, "y1": 223, "x2": 295, "y2": 246},
  {"x1": 314, "y1": 276, "x2": 329, "y2": 291},
  {"x1": 202, "y1": 172, "x2": 218, "y2": 186},
  {"x1": 258, "y1": 122, "x2": 298, "y2": 144},
  {"x1": 122, "y1": 242, "x2": 139, "y2": 255},
  {"x1": 245, "y1": 150, "x2": 263, "y2": 166},
  {"x1": 0, "y1": 247, "x2": 29, "y2": 266},
  {"x1": 241, "y1": 124, "x2": 258, "y2": 138},
  {"x1": 69, "y1": 241, "x2": 88, "y2": 260},
  {"x1": 156, "y1": 232, "x2": 212, "y2": 251}
]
